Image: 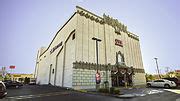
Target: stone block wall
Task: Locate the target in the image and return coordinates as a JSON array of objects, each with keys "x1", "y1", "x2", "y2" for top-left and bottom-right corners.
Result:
[{"x1": 72, "y1": 69, "x2": 111, "y2": 89}]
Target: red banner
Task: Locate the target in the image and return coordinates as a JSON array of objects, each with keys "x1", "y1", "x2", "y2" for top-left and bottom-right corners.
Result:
[{"x1": 9, "y1": 66, "x2": 15, "y2": 69}]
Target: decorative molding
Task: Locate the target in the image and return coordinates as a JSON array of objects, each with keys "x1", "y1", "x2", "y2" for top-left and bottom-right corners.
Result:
[
  {"x1": 73, "y1": 61, "x2": 130, "y2": 71},
  {"x1": 76, "y1": 7, "x2": 104, "y2": 25},
  {"x1": 127, "y1": 32, "x2": 139, "y2": 41},
  {"x1": 73, "y1": 61, "x2": 109, "y2": 71},
  {"x1": 103, "y1": 14, "x2": 128, "y2": 34},
  {"x1": 85, "y1": 13, "x2": 90, "y2": 18},
  {"x1": 76, "y1": 6, "x2": 140, "y2": 41},
  {"x1": 76, "y1": 6, "x2": 103, "y2": 19},
  {"x1": 73, "y1": 61, "x2": 145, "y2": 74}
]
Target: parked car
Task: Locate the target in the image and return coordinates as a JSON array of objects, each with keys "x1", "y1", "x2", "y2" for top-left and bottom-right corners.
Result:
[
  {"x1": 162, "y1": 77, "x2": 180, "y2": 86},
  {"x1": 0, "y1": 81, "x2": 7, "y2": 99},
  {"x1": 147, "y1": 79, "x2": 176, "y2": 88},
  {"x1": 3, "y1": 80, "x2": 23, "y2": 88},
  {"x1": 29, "y1": 78, "x2": 36, "y2": 85}
]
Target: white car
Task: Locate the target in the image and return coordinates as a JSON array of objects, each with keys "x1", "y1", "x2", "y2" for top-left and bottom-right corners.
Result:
[
  {"x1": 147, "y1": 79, "x2": 176, "y2": 88},
  {"x1": 0, "y1": 81, "x2": 7, "y2": 98}
]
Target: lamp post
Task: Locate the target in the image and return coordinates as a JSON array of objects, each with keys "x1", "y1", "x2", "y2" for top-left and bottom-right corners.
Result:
[
  {"x1": 92, "y1": 37, "x2": 101, "y2": 73},
  {"x1": 154, "y1": 57, "x2": 161, "y2": 79},
  {"x1": 92, "y1": 37, "x2": 101, "y2": 89}
]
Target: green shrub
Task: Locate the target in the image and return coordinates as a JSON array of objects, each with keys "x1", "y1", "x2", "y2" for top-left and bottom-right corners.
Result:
[
  {"x1": 98, "y1": 88, "x2": 109, "y2": 93},
  {"x1": 78, "y1": 89, "x2": 87, "y2": 93},
  {"x1": 113, "y1": 88, "x2": 120, "y2": 94},
  {"x1": 110, "y1": 87, "x2": 115, "y2": 94},
  {"x1": 110, "y1": 87, "x2": 120, "y2": 94}
]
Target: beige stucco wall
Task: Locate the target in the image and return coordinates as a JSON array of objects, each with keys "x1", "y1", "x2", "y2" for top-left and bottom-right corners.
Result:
[
  {"x1": 75, "y1": 7, "x2": 146, "y2": 86},
  {"x1": 36, "y1": 13, "x2": 77, "y2": 87},
  {"x1": 75, "y1": 12, "x2": 106, "y2": 64},
  {"x1": 36, "y1": 6, "x2": 146, "y2": 88},
  {"x1": 75, "y1": 9, "x2": 144, "y2": 69},
  {"x1": 133, "y1": 73, "x2": 146, "y2": 86}
]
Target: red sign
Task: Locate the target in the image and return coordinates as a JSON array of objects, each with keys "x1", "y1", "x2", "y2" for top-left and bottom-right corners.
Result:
[
  {"x1": 9, "y1": 66, "x2": 15, "y2": 69},
  {"x1": 115, "y1": 39, "x2": 123, "y2": 47},
  {"x1": 175, "y1": 70, "x2": 180, "y2": 72},
  {"x1": 96, "y1": 72, "x2": 101, "y2": 84}
]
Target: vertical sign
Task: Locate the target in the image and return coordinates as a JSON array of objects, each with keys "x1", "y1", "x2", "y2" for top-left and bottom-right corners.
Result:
[{"x1": 95, "y1": 72, "x2": 101, "y2": 84}]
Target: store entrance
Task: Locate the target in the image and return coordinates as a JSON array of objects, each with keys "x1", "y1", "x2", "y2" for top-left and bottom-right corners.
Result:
[{"x1": 111, "y1": 69, "x2": 133, "y2": 87}]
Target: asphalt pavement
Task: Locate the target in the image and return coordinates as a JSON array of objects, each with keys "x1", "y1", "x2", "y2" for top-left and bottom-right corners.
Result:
[{"x1": 1, "y1": 85, "x2": 180, "y2": 101}]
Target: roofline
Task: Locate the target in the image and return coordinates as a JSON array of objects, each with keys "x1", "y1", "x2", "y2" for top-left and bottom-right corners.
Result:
[
  {"x1": 76, "y1": 6, "x2": 139, "y2": 38},
  {"x1": 39, "y1": 12, "x2": 77, "y2": 57},
  {"x1": 76, "y1": 6, "x2": 103, "y2": 20}
]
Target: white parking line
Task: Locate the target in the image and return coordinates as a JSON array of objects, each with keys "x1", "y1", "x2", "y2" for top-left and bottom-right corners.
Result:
[
  {"x1": 164, "y1": 89, "x2": 180, "y2": 94},
  {"x1": 147, "y1": 89, "x2": 164, "y2": 94},
  {"x1": 6, "y1": 92, "x2": 69, "y2": 100}
]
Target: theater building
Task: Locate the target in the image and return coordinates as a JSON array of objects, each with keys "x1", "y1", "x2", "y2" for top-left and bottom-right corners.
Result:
[{"x1": 35, "y1": 6, "x2": 146, "y2": 89}]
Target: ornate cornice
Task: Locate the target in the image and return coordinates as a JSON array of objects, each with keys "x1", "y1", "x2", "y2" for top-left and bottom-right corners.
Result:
[
  {"x1": 73, "y1": 61, "x2": 145, "y2": 73},
  {"x1": 103, "y1": 14, "x2": 128, "y2": 34},
  {"x1": 76, "y1": 6, "x2": 104, "y2": 24},
  {"x1": 127, "y1": 32, "x2": 139, "y2": 41},
  {"x1": 76, "y1": 6, "x2": 140, "y2": 41},
  {"x1": 73, "y1": 61, "x2": 130, "y2": 71},
  {"x1": 73, "y1": 61, "x2": 110, "y2": 71}
]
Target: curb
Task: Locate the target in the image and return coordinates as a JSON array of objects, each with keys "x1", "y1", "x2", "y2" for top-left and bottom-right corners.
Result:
[{"x1": 74, "y1": 90, "x2": 134, "y2": 99}]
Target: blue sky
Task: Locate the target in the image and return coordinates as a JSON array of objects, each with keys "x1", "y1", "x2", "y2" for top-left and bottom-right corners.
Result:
[{"x1": 0, "y1": 0, "x2": 179, "y2": 74}]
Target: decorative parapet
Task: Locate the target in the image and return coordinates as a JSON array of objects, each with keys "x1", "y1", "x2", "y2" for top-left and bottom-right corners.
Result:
[
  {"x1": 103, "y1": 14, "x2": 139, "y2": 41},
  {"x1": 76, "y1": 6, "x2": 140, "y2": 41},
  {"x1": 103, "y1": 14, "x2": 128, "y2": 34},
  {"x1": 73, "y1": 61, "x2": 145, "y2": 73},
  {"x1": 76, "y1": 6, "x2": 104, "y2": 24},
  {"x1": 127, "y1": 31, "x2": 139, "y2": 41},
  {"x1": 73, "y1": 61, "x2": 111, "y2": 71}
]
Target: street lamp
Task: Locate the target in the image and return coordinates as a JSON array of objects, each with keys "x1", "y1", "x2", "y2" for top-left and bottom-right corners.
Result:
[
  {"x1": 92, "y1": 37, "x2": 101, "y2": 73},
  {"x1": 92, "y1": 37, "x2": 101, "y2": 89},
  {"x1": 154, "y1": 57, "x2": 161, "y2": 79}
]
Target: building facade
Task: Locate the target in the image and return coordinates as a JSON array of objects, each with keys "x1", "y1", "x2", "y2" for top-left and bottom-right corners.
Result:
[
  {"x1": 11, "y1": 74, "x2": 34, "y2": 83},
  {"x1": 35, "y1": 6, "x2": 146, "y2": 89}
]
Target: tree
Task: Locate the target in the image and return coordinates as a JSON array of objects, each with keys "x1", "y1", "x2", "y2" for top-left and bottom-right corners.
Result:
[
  {"x1": 24, "y1": 77, "x2": 28, "y2": 84},
  {"x1": 18, "y1": 78, "x2": 23, "y2": 83},
  {"x1": 145, "y1": 74, "x2": 156, "y2": 82}
]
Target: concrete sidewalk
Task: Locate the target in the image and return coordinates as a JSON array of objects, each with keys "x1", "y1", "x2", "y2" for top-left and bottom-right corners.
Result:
[{"x1": 79, "y1": 87, "x2": 165, "y2": 98}]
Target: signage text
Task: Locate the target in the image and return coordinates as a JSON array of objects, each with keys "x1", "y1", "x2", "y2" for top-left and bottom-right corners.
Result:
[
  {"x1": 115, "y1": 39, "x2": 123, "y2": 47},
  {"x1": 50, "y1": 42, "x2": 63, "y2": 54}
]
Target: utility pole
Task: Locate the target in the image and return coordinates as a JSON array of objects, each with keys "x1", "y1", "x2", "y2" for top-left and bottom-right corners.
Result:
[{"x1": 154, "y1": 58, "x2": 161, "y2": 79}]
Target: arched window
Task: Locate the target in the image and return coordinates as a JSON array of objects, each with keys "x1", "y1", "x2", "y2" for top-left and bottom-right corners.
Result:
[
  {"x1": 118, "y1": 54, "x2": 123, "y2": 64},
  {"x1": 116, "y1": 51, "x2": 125, "y2": 65}
]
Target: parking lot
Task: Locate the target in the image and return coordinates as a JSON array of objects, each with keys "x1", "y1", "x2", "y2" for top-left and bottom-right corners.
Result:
[{"x1": 1, "y1": 85, "x2": 180, "y2": 101}]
